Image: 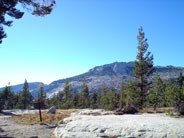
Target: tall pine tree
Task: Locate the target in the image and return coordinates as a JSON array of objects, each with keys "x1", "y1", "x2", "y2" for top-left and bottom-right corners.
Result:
[
  {"x1": 134, "y1": 27, "x2": 154, "y2": 108},
  {"x1": 18, "y1": 79, "x2": 33, "y2": 109}
]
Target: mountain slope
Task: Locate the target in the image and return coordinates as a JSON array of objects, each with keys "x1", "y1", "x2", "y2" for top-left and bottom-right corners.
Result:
[
  {"x1": 45, "y1": 62, "x2": 184, "y2": 97},
  {"x1": 1, "y1": 62, "x2": 183, "y2": 98},
  {"x1": 0, "y1": 82, "x2": 45, "y2": 98}
]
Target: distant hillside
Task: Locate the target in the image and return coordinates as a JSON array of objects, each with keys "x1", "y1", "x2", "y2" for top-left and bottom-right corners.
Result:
[
  {"x1": 1, "y1": 62, "x2": 184, "y2": 98},
  {"x1": 0, "y1": 82, "x2": 45, "y2": 98},
  {"x1": 44, "y1": 62, "x2": 184, "y2": 98}
]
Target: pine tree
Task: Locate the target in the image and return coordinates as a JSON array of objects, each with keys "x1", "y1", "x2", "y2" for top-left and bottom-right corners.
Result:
[
  {"x1": 164, "y1": 81, "x2": 176, "y2": 107},
  {"x1": 18, "y1": 80, "x2": 33, "y2": 109},
  {"x1": 119, "y1": 84, "x2": 126, "y2": 108},
  {"x1": 100, "y1": 84, "x2": 109, "y2": 109},
  {"x1": 63, "y1": 82, "x2": 73, "y2": 109},
  {"x1": 48, "y1": 94, "x2": 58, "y2": 108},
  {"x1": 56, "y1": 91, "x2": 65, "y2": 108},
  {"x1": 134, "y1": 27, "x2": 154, "y2": 108},
  {"x1": 174, "y1": 73, "x2": 184, "y2": 115},
  {"x1": 96, "y1": 92, "x2": 102, "y2": 109},
  {"x1": 38, "y1": 86, "x2": 45, "y2": 122},
  {"x1": 2, "y1": 86, "x2": 15, "y2": 109},
  {"x1": 106, "y1": 88, "x2": 119, "y2": 110},
  {"x1": 81, "y1": 82, "x2": 90, "y2": 108},
  {"x1": 147, "y1": 76, "x2": 165, "y2": 110},
  {"x1": 37, "y1": 85, "x2": 46, "y2": 107},
  {"x1": 90, "y1": 93, "x2": 98, "y2": 109},
  {"x1": 38, "y1": 86, "x2": 45, "y2": 101},
  {"x1": 73, "y1": 92, "x2": 80, "y2": 108},
  {"x1": 124, "y1": 81, "x2": 140, "y2": 107},
  {"x1": 0, "y1": 0, "x2": 55, "y2": 44}
]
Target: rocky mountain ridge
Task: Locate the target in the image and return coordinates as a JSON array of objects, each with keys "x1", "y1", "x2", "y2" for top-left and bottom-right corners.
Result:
[
  {"x1": 1, "y1": 61, "x2": 184, "y2": 98},
  {"x1": 44, "y1": 61, "x2": 184, "y2": 97}
]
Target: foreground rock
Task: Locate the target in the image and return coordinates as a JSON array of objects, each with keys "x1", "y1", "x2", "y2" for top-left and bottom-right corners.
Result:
[
  {"x1": 54, "y1": 109, "x2": 184, "y2": 138},
  {"x1": 0, "y1": 115, "x2": 55, "y2": 138}
]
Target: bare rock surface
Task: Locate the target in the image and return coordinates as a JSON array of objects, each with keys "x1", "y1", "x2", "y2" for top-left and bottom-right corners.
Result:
[
  {"x1": 0, "y1": 115, "x2": 55, "y2": 138},
  {"x1": 54, "y1": 109, "x2": 184, "y2": 138}
]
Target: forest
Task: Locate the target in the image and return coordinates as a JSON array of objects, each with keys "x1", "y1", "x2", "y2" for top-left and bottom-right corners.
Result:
[
  {"x1": 0, "y1": 27, "x2": 184, "y2": 115},
  {"x1": 0, "y1": 74, "x2": 184, "y2": 114}
]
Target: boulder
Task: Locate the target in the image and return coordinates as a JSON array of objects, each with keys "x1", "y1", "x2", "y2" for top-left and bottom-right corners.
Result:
[{"x1": 47, "y1": 106, "x2": 56, "y2": 114}]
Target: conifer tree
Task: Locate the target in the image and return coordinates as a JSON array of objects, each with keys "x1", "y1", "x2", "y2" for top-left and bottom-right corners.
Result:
[
  {"x1": 124, "y1": 81, "x2": 140, "y2": 107},
  {"x1": 55, "y1": 91, "x2": 64, "y2": 108},
  {"x1": 2, "y1": 86, "x2": 15, "y2": 109},
  {"x1": 163, "y1": 82, "x2": 175, "y2": 107},
  {"x1": 37, "y1": 85, "x2": 45, "y2": 122},
  {"x1": 81, "y1": 82, "x2": 90, "y2": 108},
  {"x1": 147, "y1": 76, "x2": 165, "y2": 110},
  {"x1": 73, "y1": 92, "x2": 80, "y2": 108},
  {"x1": 63, "y1": 82, "x2": 73, "y2": 108},
  {"x1": 100, "y1": 84, "x2": 109, "y2": 109},
  {"x1": 0, "y1": 0, "x2": 56, "y2": 44},
  {"x1": 18, "y1": 79, "x2": 33, "y2": 109},
  {"x1": 119, "y1": 84, "x2": 126, "y2": 108},
  {"x1": 174, "y1": 73, "x2": 184, "y2": 115},
  {"x1": 90, "y1": 93, "x2": 98, "y2": 109},
  {"x1": 106, "y1": 88, "x2": 119, "y2": 110},
  {"x1": 96, "y1": 92, "x2": 102, "y2": 109},
  {"x1": 134, "y1": 27, "x2": 154, "y2": 108},
  {"x1": 48, "y1": 94, "x2": 58, "y2": 108}
]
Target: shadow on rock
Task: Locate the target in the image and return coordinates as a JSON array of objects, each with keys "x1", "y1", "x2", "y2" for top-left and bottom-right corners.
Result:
[{"x1": 115, "y1": 105, "x2": 138, "y2": 115}]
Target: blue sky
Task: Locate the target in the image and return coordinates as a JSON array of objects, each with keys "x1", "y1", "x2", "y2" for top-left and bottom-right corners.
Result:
[{"x1": 0, "y1": 0, "x2": 184, "y2": 87}]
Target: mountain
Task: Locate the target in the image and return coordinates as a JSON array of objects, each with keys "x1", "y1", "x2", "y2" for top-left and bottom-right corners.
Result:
[
  {"x1": 45, "y1": 62, "x2": 184, "y2": 98},
  {"x1": 0, "y1": 82, "x2": 45, "y2": 98},
  {"x1": 1, "y1": 62, "x2": 184, "y2": 98}
]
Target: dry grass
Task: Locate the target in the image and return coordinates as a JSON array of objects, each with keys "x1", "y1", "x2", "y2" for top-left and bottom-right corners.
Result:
[
  {"x1": 139, "y1": 107, "x2": 174, "y2": 113},
  {"x1": 12, "y1": 109, "x2": 76, "y2": 125}
]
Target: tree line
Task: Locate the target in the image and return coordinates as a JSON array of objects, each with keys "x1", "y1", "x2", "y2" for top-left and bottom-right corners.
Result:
[
  {"x1": 0, "y1": 74, "x2": 184, "y2": 115},
  {"x1": 45, "y1": 74, "x2": 184, "y2": 114},
  {"x1": 0, "y1": 27, "x2": 184, "y2": 115}
]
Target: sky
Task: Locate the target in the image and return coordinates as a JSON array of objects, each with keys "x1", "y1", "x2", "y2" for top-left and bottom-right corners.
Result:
[{"x1": 0, "y1": 0, "x2": 184, "y2": 87}]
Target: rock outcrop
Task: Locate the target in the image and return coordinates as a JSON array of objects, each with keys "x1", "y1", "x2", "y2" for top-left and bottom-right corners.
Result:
[{"x1": 54, "y1": 109, "x2": 184, "y2": 138}]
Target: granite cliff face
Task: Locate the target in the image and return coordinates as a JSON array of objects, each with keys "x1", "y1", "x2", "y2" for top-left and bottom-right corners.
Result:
[{"x1": 45, "y1": 62, "x2": 184, "y2": 98}]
